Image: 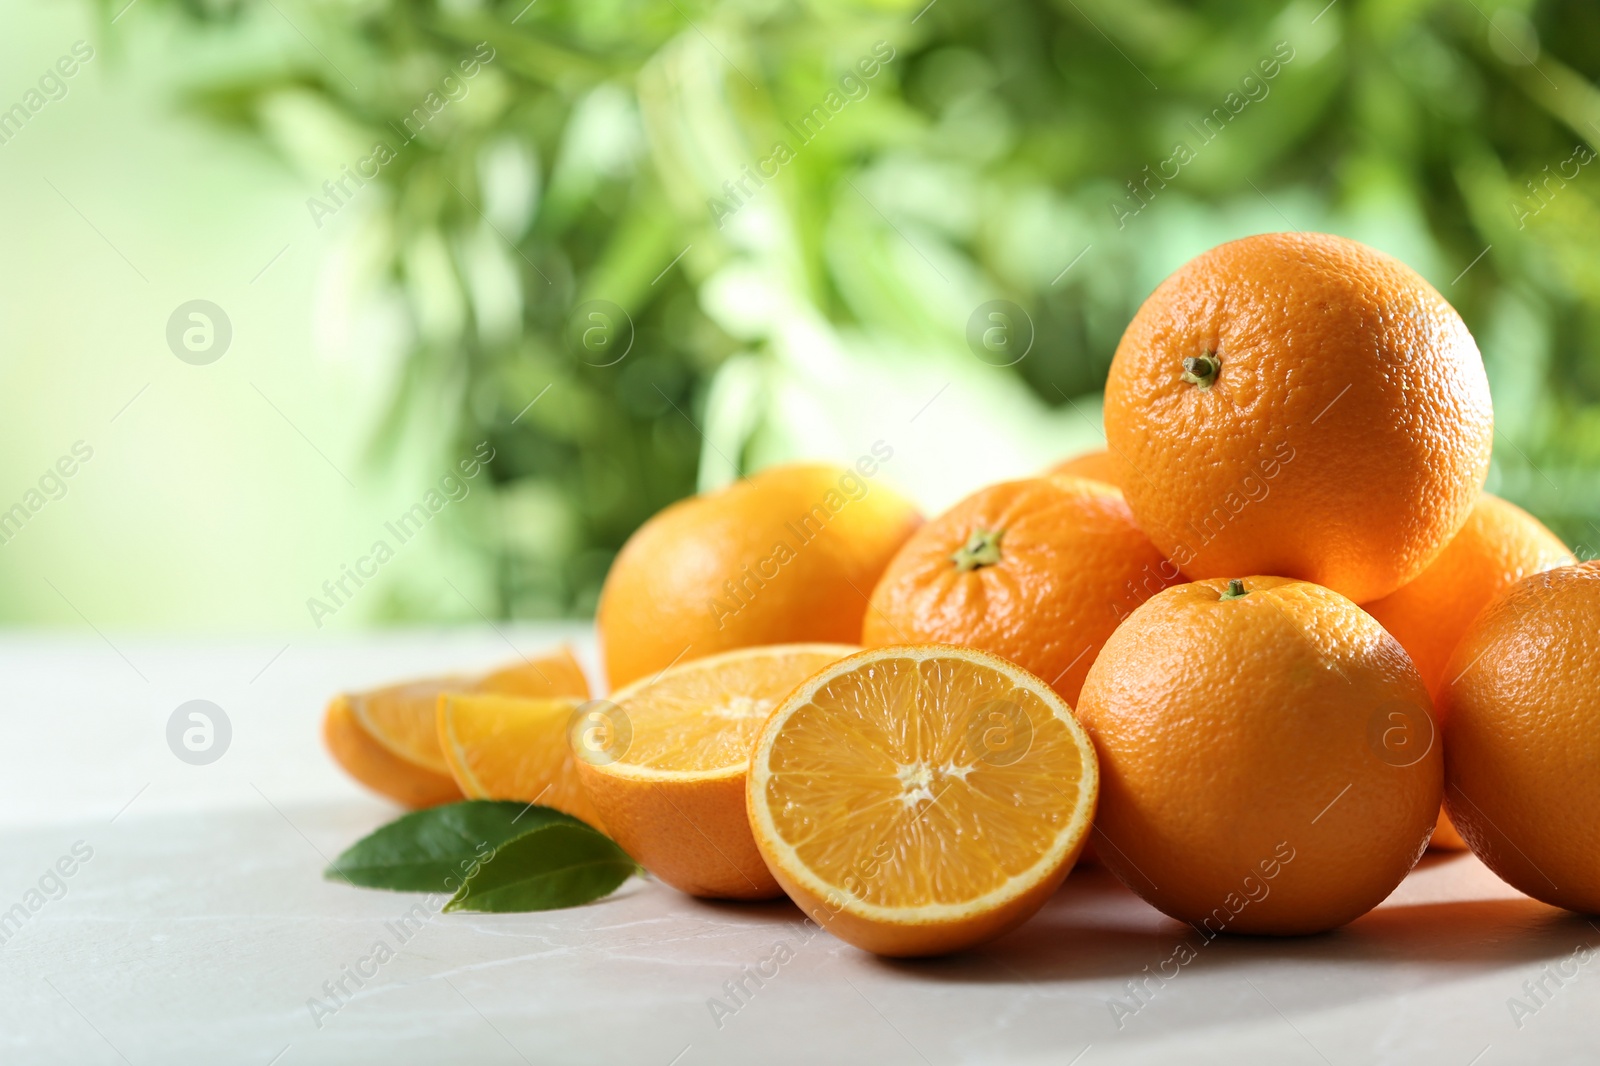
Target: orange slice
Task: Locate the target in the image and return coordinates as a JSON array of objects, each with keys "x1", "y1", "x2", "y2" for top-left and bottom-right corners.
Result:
[
  {"x1": 437, "y1": 694, "x2": 603, "y2": 828},
  {"x1": 572, "y1": 644, "x2": 858, "y2": 900},
  {"x1": 323, "y1": 698, "x2": 461, "y2": 809},
  {"x1": 338, "y1": 647, "x2": 590, "y2": 775},
  {"x1": 747, "y1": 645, "x2": 1098, "y2": 957}
]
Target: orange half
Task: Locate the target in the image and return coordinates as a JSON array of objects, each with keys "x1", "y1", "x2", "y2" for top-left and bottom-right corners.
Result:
[
  {"x1": 572, "y1": 644, "x2": 858, "y2": 899},
  {"x1": 747, "y1": 645, "x2": 1098, "y2": 956}
]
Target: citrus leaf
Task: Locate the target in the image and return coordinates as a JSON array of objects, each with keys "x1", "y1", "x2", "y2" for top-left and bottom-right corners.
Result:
[
  {"x1": 444, "y1": 823, "x2": 639, "y2": 912},
  {"x1": 325, "y1": 800, "x2": 584, "y2": 892}
]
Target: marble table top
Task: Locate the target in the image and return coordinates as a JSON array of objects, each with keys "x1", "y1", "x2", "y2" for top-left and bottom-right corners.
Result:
[{"x1": 1, "y1": 628, "x2": 1593, "y2": 1064}]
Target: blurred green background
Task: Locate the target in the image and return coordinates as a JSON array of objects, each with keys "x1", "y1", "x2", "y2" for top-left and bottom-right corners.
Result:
[{"x1": 3, "y1": 0, "x2": 1598, "y2": 630}]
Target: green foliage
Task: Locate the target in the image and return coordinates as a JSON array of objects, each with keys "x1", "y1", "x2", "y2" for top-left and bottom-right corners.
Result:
[
  {"x1": 325, "y1": 800, "x2": 584, "y2": 891},
  {"x1": 119, "y1": 0, "x2": 1600, "y2": 613},
  {"x1": 444, "y1": 822, "x2": 638, "y2": 912},
  {"x1": 325, "y1": 800, "x2": 639, "y2": 911}
]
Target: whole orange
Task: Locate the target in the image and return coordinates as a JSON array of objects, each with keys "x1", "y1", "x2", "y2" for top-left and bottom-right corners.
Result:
[
  {"x1": 863, "y1": 476, "x2": 1177, "y2": 706},
  {"x1": 1440, "y1": 563, "x2": 1600, "y2": 913},
  {"x1": 1076, "y1": 576, "x2": 1442, "y2": 935},
  {"x1": 598, "y1": 462, "x2": 921, "y2": 689},
  {"x1": 1363, "y1": 493, "x2": 1572, "y2": 849},
  {"x1": 1103, "y1": 232, "x2": 1493, "y2": 604},
  {"x1": 1365, "y1": 493, "x2": 1573, "y2": 697},
  {"x1": 1046, "y1": 448, "x2": 1121, "y2": 489}
]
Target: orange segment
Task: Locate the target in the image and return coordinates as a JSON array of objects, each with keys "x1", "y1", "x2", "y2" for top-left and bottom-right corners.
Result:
[
  {"x1": 572, "y1": 644, "x2": 858, "y2": 900},
  {"x1": 748, "y1": 645, "x2": 1098, "y2": 957},
  {"x1": 342, "y1": 647, "x2": 590, "y2": 774},
  {"x1": 323, "y1": 697, "x2": 461, "y2": 809},
  {"x1": 437, "y1": 694, "x2": 602, "y2": 828}
]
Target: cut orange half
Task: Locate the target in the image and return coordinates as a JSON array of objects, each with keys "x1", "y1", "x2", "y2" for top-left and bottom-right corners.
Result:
[
  {"x1": 747, "y1": 645, "x2": 1098, "y2": 957},
  {"x1": 572, "y1": 644, "x2": 858, "y2": 900},
  {"x1": 437, "y1": 694, "x2": 602, "y2": 828},
  {"x1": 337, "y1": 647, "x2": 590, "y2": 775}
]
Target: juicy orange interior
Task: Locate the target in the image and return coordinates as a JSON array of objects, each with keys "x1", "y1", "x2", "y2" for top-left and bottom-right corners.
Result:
[
  {"x1": 350, "y1": 678, "x2": 464, "y2": 767},
  {"x1": 440, "y1": 693, "x2": 599, "y2": 823},
  {"x1": 614, "y1": 648, "x2": 850, "y2": 773},
  {"x1": 441, "y1": 695, "x2": 579, "y2": 792},
  {"x1": 481, "y1": 654, "x2": 591, "y2": 700},
  {"x1": 762, "y1": 654, "x2": 1090, "y2": 908},
  {"x1": 350, "y1": 649, "x2": 590, "y2": 770}
]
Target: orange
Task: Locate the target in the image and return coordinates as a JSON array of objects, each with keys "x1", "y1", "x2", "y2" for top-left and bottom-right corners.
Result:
[
  {"x1": 1103, "y1": 232, "x2": 1493, "y2": 604},
  {"x1": 323, "y1": 698, "x2": 461, "y2": 809},
  {"x1": 1364, "y1": 493, "x2": 1573, "y2": 697},
  {"x1": 863, "y1": 476, "x2": 1178, "y2": 706},
  {"x1": 572, "y1": 644, "x2": 857, "y2": 900},
  {"x1": 1076, "y1": 576, "x2": 1442, "y2": 935},
  {"x1": 1429, "y1": 812, "x2": 1469, "y2": 852},
  {"x1": 1363, "y1": 493, "x2": 1572, "y2": 850},
  {"x1": 597, "y1": 462, "x2": 921, "y2": 690},
  {"x1": 1046, "y1": 448, "x2": 1121, "y2": 489},
  {"x1": 437, "y1": 694, "x2": 603, "y2": 827},
  {"x1": 1441, "y1": 562, "x2": 1600, "y2": 913},
  {"x1": 747, "y1": 645, "x2": 1098, "y2": 957},
  {"x1": 334, "y1": 647, "x2": 590, "y2": 776}
]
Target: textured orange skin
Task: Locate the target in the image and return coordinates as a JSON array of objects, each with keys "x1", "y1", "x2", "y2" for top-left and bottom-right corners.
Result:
[
  {"x1": 598, "y1": 463, "x2": 921, "y2": 689},
  {"x1": 863, "y1": 476, "x2": 1178, "y2": 706},
  {"x1": 1427, "y1": 813, "x2": 1469, "y2": 851},
  {"x1": 1441, "y1": 563, "x2": 1600, "y2": 914},
  {"x1": 1046, "y1": 449, "x2": 1121, "y2": 489},
  {"x1": 323, "y1": 698, "x2": 461, "y2": 809},
  {"x1": 576, "y1": 765, "x2": 780, "y2": 900},
  {"x1": 1363, "y1": 493, "x2": 1572, "y2": 850},
  {"x1": 1076, "y1": 576, "x2": 1442, "y2": 935},
  {"x1": 1104, "y1": 232, "x2": 1493, "y2": 604},
  {"x1": 1365, "y1": 494, "x2": 1573, "y2": 698}
]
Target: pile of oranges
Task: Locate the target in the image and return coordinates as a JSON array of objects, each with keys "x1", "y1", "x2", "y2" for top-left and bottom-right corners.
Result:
[{"x1": 326, "y1": 233, "x2": 1598, "y2": 956}]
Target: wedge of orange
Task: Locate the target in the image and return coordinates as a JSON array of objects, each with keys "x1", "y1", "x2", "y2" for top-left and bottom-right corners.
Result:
[
  {"x1": 571, "y1": 644, "x2": 858, "y2": 900},
  {"x1": 747, "y1": 645, "x2": 1098, "y2": 957},
  {"x1": 323, "y1": 698, "x2": 462, "y2": 809},
  {"x1": 437, "y1": 693, "x2": 602, "y2": 827},
  {"x1": 337, "y1": 647, "x2": 590, "y2": 775}
]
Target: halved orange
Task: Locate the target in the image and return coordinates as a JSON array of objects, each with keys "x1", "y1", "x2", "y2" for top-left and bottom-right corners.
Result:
[
  {"x1": 747, "y1": 645, "x2": 1098, "y2": 957},
  {"x1": 572, "y1": 644, "x2": 858, "y2": 900},
  {"x1": 323, "y1": 698, "x2": 461, "y2": 809},
  {"x1": 338, "y1": 647, "x2": 590, "y2": 775},
  {"x1": 437, "y1": 694, "x2": 602, "y2": 828}
]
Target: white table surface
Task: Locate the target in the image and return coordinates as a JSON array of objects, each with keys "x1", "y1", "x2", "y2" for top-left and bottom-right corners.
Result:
[{"x1": 1, "y1": 627, "x2": 1595, "y2": 1065}]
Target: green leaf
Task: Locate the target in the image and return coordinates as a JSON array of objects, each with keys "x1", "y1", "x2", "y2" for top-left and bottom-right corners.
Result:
[
  {"x1": 444, "y1": 823, "x2": 639, "y2": 912},
  {"x1": 325, "y1": 800, "x2": 584, "y2": 892}
]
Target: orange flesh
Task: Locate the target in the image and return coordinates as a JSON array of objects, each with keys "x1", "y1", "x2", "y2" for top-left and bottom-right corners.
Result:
[
  {"x1": 437, "y1": 694, "x2": 601, "y2": 827},
  {"x1": 762, "y1": 653, "x2": 1091, "y2": 908},
  {"x1": 347, "y1": 649, "x2": 590, "y2": 774},
  {"x1": 612, "y1": 647, "x2": 847, "y2": 774}
]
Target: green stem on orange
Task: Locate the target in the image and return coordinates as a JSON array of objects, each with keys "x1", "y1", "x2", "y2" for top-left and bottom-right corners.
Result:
[
  {"x1": 1181, "y1": 352, "x2": 1220, "y2": 390},
  {"x1": 1218, "y1": 578, "x2": 1248, "y2": 600},
  {"x1": 951, "y1": 529, "x2": 1004, "y2": 571}
]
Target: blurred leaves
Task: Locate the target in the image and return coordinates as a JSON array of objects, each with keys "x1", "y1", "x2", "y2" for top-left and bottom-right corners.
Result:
[{"x1": 121, "y1": 0, "x2": 1600, "y2": 613}]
